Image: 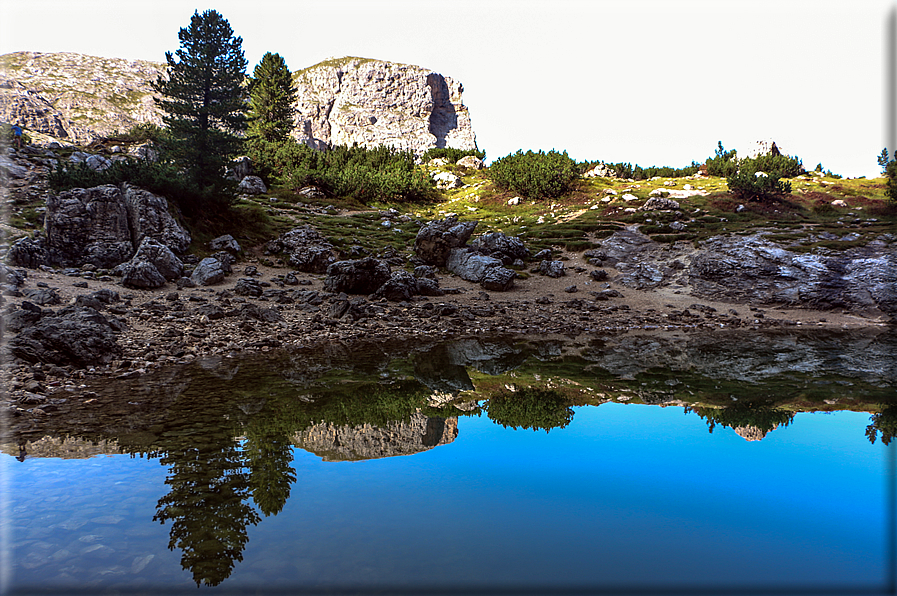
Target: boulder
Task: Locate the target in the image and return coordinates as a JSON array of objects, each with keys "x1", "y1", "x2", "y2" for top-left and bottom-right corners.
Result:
[
  {"x1": 6, "y1": 306, "x2": 122, "y2": 367},
  {"x1": 268, "y1": 225, "x2": 336, "y2": 274},
  {"x1": 7, "y1": 236, "x2": 49, "y2": 269},
  {"x1": 120, "y1": 259, "x2": 166, "y2": 289},
  {"x1": 538, "y1": 260, "x2": 566, "y2": 278},
  {"x1": 414, "y1": 215, "x2": 478, "y2": 266},
  {"x1": 118, "y1": 237, "x2": 183, "y2": 288},
  {"x1": 209, "y1": 234, "x2": 241, "y2": 253},
  {"x1": 323, "y1": 257, "x2": 392, "y2": 295},
  {"x1": 237, "y1": 175, "x2": 267, "y2": 194},
  {"x1": 122, "y1": 185, "x2": 191, "y2": 254},
  {"x1": 433, "y1": 171, "x2": 462, "y2": 189},
  {"x1": 456, "y1": 155, "x2": 484, "y2": 170},
  {"x1": 446, "y1": 248, "x2": 515, "y2": 291},
  {"x1": 640, "y1": 197, "x2": 680, "y2": 211},
  {"x1": 470, "y1": 232, "x2": 529, "y2": 264},
  {"x1": 480, "y1": 266, "x2": 516, "y2": 291},
  {"x1": 190, "y1": 257, "x2": 228, "y2": 286},
  {"x1": 128, "y1": 143, "x2": 159, "y2": 162},
  {"x1": 583, "y1": 163, "x2": 613, "y2": 178},
  {"x1": 234, "y1": 278, "x2": 263, "y2": 297},
  {"x1": 44, "y1": 184, "x2": 133, "y2": 268},
  {"x1": 376, "y1": 271, "x2": 422, "y2": 302},
  {"x1": 446, "y1": 249, "x2": 503, "y2": 282}
]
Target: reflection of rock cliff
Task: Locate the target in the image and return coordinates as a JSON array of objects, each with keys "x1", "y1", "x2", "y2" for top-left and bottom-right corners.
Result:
[
  {"x1": 292, "y1": 57, "x2": 477, "y2": 154},
  {"x1": 291, "y1": 412, "x2": 458, "y2": 461},
  {"x1": 0, "y1": 436, "x2": 123, "y2": 460},
  {"x1": 733, "y1": 425, "x2": 774, "y2": 441}
]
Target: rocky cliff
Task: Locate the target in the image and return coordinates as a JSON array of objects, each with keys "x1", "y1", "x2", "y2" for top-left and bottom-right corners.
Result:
[
  {"x1": 1, "y1": 52, "x2": 477, "y2": 154},
  {"x1": 0, "y1": 52, "x2": 164, "y2": 144},
  {"x1": 292, "y1": 57, "x2": 477, "y2": 154}
]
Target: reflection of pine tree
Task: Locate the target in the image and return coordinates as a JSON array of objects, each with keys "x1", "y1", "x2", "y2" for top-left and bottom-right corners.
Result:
[
  {"x1": 153, "y1": 442, "x2": 260, "y2": 587},
  {"x1": 244, "y1": 429, "x2": 296, "y2": 517},
  {"x1": 866, "y1": 405, "x2": 897, "y2": 446}
]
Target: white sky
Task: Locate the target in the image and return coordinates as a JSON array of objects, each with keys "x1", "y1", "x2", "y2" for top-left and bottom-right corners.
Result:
[{"x1": 0, "y1": 0, "x2": 892, "y2": 178}]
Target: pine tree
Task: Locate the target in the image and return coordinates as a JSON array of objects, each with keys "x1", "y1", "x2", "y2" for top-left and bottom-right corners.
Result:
[
  {"x1": 152, "y1": 10, "x2": 247, "y2": 198},
  {"x1": 247, "y1": 52, "x2": 297, "y2": 143}
]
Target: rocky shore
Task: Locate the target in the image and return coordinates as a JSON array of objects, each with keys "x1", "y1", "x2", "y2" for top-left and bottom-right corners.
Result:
[{"x1": 2, "y1": 238, "x2": 888, "y2": 416}]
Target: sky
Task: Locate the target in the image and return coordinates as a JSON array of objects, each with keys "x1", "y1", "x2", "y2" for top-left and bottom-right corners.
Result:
[{"x1": 0, "y1": 0, "x2": 893, "y2": 178}]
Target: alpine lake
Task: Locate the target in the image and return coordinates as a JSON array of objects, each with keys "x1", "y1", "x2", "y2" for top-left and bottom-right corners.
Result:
[{"x1": 3, "y1": 327, "x2": 896, "y2": 596}]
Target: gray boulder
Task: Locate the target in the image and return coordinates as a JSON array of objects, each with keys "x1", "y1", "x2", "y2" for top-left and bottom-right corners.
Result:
[
  {"x1": 446, "y1": 249, "x2": 503, "y2": 282},
  {"x1": 121, "y1": 259, "x2": 166, "y2": 289},
  {"x1": 446, "y1": 249, "x2": 515, "y2": 291},
  {"x1": 123, "y1": 185, "x2": 191, "y2": 254},
  {"x1": 237, "y1": 175, "x2": 267, "y2": 195},
  {"x1": 538, "y1": 260, "x2": 566, "y2": 278},
  {"x1": 324, "y1": 257, "x2": 392, "y2": 295},
  {"x1": 44, "y1": 184, "x2": 133, "y2": 268},
  {"x1": 414, "y1": 216, "x2": 478, "y2": 266},
  {"x1": 133, "y1": 237, "x2": 184, "y2": 280},
  {"x1": 433, "y1": 171, "x2": 462, "y2": 189},
  {"x1": 190, "y1": 257, "x2": 228, "y2": 286},
  {"x1": 470, "y1": 232, "x2": 529, "y2": 264},
  {"x1": 268, "y1": 225, "x2": 336, "y2": 274},
  {"x1": 6, "y1": 306, "x2": 122, "y2": 367},
  {"x1": 375, "y1": 271, "x2": 444, "y2": 302},
  {"x1": 209, "y1": 234, "x2": 241, "y2": 253},
  {"x1": 456, "y1": 155, "x2": 484, "y2": 170},
  {"x1": 481, "y1": 266, "x2": 516, "y2": 292},
  {"x1": 234, "y1": 278, "x2": 263, "y2": 297},
  {"x1": 7, "y1": 236, "x2": 49, "y2": 269},
  {"x1": 640, "y1": 197, "x2": 681, "y2": 211}
]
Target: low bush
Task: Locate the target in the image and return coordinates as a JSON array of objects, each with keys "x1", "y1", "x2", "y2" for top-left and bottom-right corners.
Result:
[
  {"x1": 104, "y1": 123, "x2": 167, "y2": 145},
  {"x1": 489, "y1": 149, "x2": 579, "y2": 199},
  {"x1": 726, "y1": 167, "x2": 792, "y2": 202},
  {"x1": 247, "y1": 139, "x2": 436, "y2": 203},
  {"x1": 705, "y1": 141, "x2": 739, "y2": 178},
  {"x1": 421, "y1": 147, "x2": 485, "y2": 163}
]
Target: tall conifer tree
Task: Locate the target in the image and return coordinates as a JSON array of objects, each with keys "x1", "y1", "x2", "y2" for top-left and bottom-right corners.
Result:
[
  {"x1": 247, "y1": 52, "x2": 297, "y2": 143},
  {"x1": 153, "y1": 10, "x2": 247, "y2": 196}
]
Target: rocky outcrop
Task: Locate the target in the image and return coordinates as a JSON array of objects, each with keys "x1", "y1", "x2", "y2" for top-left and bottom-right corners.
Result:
[
  {"x1": 291, "y1": 412, "x2": 458, "y2": 461},
  {"x1": 688, "y1": 234, "x2": 897, "y2": 314},
  {"x1": 0, "y1": 52, "x2": 164, "y2": 144},
  {"x1": 6, "y1": 306, "x2": 123, "y2": 367},
  {"x1": 7, "y1": 183, "x2": 190, "y2": 270},
  {"x1": 292, "y1": 57, "x2": 477, "y2": 154},
  {"x1": 323, "y1": 257, "x2": 392, "y2": 295},
  {"x1": 414, "y1": 215, "x2": 478, "y2": 266},
  {"x1": 266, "y1": 225, "x2": 336, "y2": 274}
]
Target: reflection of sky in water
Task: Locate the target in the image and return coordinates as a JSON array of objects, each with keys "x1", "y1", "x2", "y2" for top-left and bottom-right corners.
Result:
[{"x1": 6, "y1": 404, "x2": 891, "y2": 593}]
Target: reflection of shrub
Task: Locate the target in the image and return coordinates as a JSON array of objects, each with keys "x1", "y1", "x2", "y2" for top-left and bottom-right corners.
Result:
[
  {"x1": 691, "y1": 404, "x2": 795, "y2": 434},
  {"x1": 486, "y1": 387, "x2": 574, "y2": 432},
  {"x1": 489, "y1": 149, "x2": 579, "y2": 199}
]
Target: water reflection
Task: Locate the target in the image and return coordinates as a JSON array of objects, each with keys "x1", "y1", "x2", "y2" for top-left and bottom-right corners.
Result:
[{"x1": 5, "y1": 327, "x2": 895, "y2": 587}]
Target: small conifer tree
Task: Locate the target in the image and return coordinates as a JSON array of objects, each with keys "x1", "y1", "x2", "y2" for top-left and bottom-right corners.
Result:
[
  {"x1": 247, "y1": 52, "x2": 297, "y2": 143},
  {"x1": 152, "y1": 10, "x2": 247, "y2": 200}
]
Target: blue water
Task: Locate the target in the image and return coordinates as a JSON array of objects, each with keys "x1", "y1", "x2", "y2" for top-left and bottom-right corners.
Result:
[{"x1": 4, "y1": 404, "x2": 893, "y2": 595}]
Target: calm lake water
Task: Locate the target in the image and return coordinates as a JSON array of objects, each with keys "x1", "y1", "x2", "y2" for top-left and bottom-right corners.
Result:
[{"x1": 2, "y1": 329, "x2": 895, "y2": 595}]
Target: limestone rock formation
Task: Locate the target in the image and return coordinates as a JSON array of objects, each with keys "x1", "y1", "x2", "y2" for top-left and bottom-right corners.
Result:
[
  {"x1": 292, "y1": 57, "x2": 477, "y2": 154},
  {"x1": 0, "y1": 52, "x2": 164, "y2": 144},
  {"x1": 8, "y1": 183, "x2": 190, "y2": 270},
  {"x1": 291, "y1": 412, "x2": 458, "y2": 461}
]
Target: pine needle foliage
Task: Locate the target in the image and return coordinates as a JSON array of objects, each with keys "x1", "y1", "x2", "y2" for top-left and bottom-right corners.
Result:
[
  {"x1": 246, "y1": 52, "x2": 297, "y2": 143},
  {"x1": 152, "y1": 10, "x2": 248, "y2": 199}
]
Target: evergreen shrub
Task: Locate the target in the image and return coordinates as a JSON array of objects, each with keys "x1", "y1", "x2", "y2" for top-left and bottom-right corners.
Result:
[
  {"x1": 489, "y1": 149, "x2": 579, "y2": 199},
  {"x1": 421, "y1": 147, "x2": 485, "y2": 163}
]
